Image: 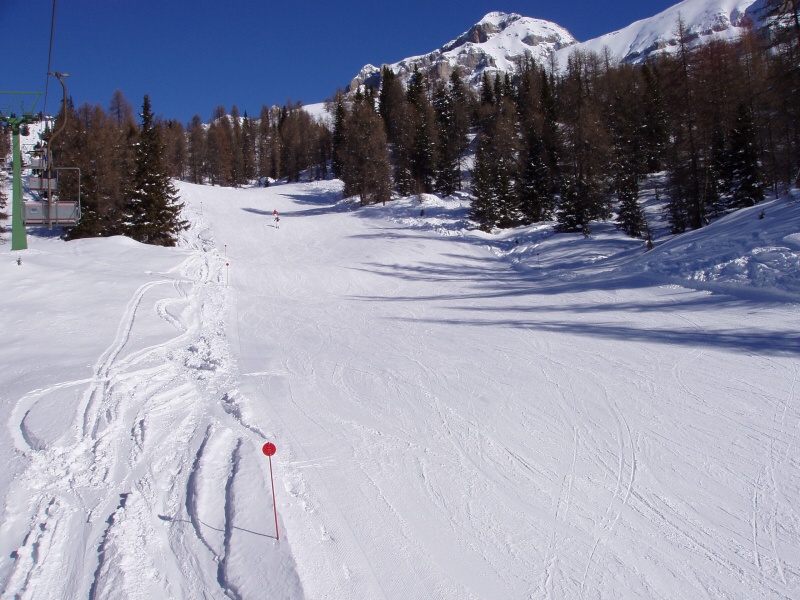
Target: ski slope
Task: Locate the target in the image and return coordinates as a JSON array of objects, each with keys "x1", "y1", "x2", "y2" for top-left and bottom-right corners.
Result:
[{"x1": 1, "y1": 176, "x2": 799, "y2": 599}]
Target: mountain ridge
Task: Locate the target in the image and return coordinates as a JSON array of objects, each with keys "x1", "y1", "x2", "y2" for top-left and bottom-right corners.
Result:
[
  {"x1": 557, "y1": 0, "x2": 766, "y2": 65},
  {"x1": 348, "y1": 0, "x2": 767, "y2": 92},
  {"x1": 348, "y1": 12, "x2": 576, "y2": 91}
]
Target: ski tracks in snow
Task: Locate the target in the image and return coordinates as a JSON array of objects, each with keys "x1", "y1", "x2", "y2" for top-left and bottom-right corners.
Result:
[
  {"x1": 1, "y1": 215, "x2": 300, "y2": 599},
  {"x1": 752, "y1": 355, "x2": 799, "y2": 592}
]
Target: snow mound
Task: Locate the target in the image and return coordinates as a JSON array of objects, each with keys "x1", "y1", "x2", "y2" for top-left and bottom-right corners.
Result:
[
  {"x1": 361, "y1": 183, "x2": 800, "y2": 302},
  {"x1": 637, "y1": 193, "x2": 800, "y2": 299}
]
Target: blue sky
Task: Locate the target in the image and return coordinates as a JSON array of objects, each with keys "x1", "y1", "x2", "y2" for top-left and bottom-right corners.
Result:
[{"x1": 2, "y1": 0, "x2": 679, "y2": 124}]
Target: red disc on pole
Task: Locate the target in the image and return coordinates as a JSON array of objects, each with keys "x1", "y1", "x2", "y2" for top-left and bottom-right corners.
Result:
[{"x1": 262, "y1": 442, "x2": 277, "y2": 456}]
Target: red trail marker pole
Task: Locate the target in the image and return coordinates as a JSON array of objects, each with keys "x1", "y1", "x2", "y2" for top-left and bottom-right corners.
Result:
[{"x1": 262, "y1": 442, "x2": 279, "y2": 540}]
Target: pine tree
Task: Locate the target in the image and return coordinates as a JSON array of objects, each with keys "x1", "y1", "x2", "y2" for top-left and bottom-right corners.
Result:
[
  {"x1": 340, "y1": 95, "x2": 393, "y2": 205},
  {"x1": 71, "y1": 102, "x2": 134, "y2": 237},
  {"x1": 241, "y1": 112, "x2": 256, "y2": 182},
  {"x1": 407, "y1": 69, "x2": 438, "y2": 193},
  {"x1": 125, "y1": 95, "x2": 187, "y2": 246},
  {"x1": 433, "y1": 72, "x2": 471, "y2": 196},
  {"x1": 55, "y1": 98, "x2": 130, "y2": 240},
  {"x1": 109, "y1": 89, "x2": 135, "y2": 128},
  {"x1": 492, "y1": 100, "x2": 521, "y2": 228},
  {"x1": 378, "y1": 67, "x2": 406, "y2": 144},
  {"x1": 539, "y1": 67, "x2": 562, "y2": 186},
  {"x1": 615, "y1": 168, "x2": 647, "y2": 237},
  {"x1": 666, "y1": 15, "x2": 705, "y2": 231},
  {"x1": 470, "y1": 100, "x2": 520, "y2": 229},
  {"x1": 605, "y1": 74, "x2": 647, "y2": 237},
  {"x1": 470, "y1": 133, "x2": 498, "y2": 231},
  {"x1": 206, "y1": 106, "x2": 234, "y2": 186},
  {"x1": 641, "y1": 64, "x2": 668, "y2": 173},
  {"x1": 330, "y1": 92, "x2": 347, "y2": 179},
  {"x1": 728, "y1": 102, "x2": 764, "y2": 208},
  {"x1": 517, "y1": 128, "x2": 555, "y2": 223},
  {"x1": 705, "y1": 117, "x2": 729, "y2": 217},
  {"x1": 480, "y1": 71, "x2": 496, "y2": 109},
  {"x1": 162, "y1": 119, "x2": 187, "y2": 180},
  {"x1": 230, "y1": 106, "x2": 245, "y2": 186},
  {"x1": 187, "y1": 115, "x2": 206, "y2": 184},
  {"x1": 556, "y1": 176, "x2": 593, "y2": 235},
  {"x1": 433, "y1": 83, "x2": 459, "y2": 196}
]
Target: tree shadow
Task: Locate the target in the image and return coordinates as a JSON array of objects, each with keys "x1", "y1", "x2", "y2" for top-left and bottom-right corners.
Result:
[
  {"x1": 387, "y1": 314, "x2": 800, "y2": 356},
  {"x1": 346, "y1": 254, "x2": 798, "y2": 356}
]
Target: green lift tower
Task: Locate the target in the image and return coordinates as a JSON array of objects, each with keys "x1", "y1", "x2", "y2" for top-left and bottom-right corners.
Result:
[{"x1": 1, "y1": 91, "x2": 44, "y2": 251}]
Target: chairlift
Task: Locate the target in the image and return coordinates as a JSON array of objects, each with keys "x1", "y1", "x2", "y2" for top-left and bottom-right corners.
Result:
[
  {"x1": 23, "y1": 200, "x2": 80, "y2": 226},
  {"x1": 23, "y1": 163, "x2": 81, "y2": 228},
  {"x1": 20, "y1": 73, "x2": 82, "y2": 229},
  {"x1": 27, "y1": 176, "x2": 57, "y2": 192}
]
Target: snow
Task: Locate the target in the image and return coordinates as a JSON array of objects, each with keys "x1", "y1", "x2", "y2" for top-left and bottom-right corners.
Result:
[
  {"x1": 1, "y1": 172, "x2": 799, "y2": 599},
  {"x1": 354, "y1": 12, "x2": 576, "y2": 91},
  {"x1": 437, "y1": 12, "x2": 577, "y2": 70},
  {"x1": 300, "y1": 102, "x2": 332, "y2": 126},
  {"x1": 638, "y1": 197, "x2": 800, "y2": 299},
  {"x1": 554, "y1": 0, "x2": 762, "y2": 65}
]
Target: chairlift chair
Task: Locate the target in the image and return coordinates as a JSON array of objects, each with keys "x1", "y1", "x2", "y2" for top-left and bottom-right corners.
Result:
[{"x1": 23, "y1": 147, "x2": 81, "y2": 228}]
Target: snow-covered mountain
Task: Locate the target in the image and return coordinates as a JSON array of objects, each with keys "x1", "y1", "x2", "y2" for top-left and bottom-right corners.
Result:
[
  {"x1": 349, "y1": 12, "x2": 576, "y2": 91},
  {"x1": 350, "y1": 0, "x2": 768, "y2": 91},
  {"x1": 556, "y1": 0, "x2": 766, "y2": 66}
]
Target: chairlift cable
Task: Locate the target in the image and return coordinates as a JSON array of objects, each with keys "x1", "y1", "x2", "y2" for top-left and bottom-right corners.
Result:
[{"x1": 42, "y1": 0, "x2": 58, "y2": 120}]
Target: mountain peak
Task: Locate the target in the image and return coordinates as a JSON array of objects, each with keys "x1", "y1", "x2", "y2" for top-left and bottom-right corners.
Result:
[{"x1": 348, "y1": 12, "x2": 576, "y2": 92}]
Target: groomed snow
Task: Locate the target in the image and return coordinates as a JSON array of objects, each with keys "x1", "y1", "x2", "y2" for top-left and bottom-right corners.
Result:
[{"x1": 1, "y1": 173, "x2": 798, "y2": 599}]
